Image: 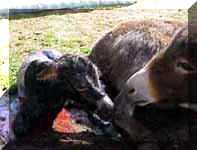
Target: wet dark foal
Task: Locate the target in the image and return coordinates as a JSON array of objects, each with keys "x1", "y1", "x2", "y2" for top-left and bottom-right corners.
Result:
[{"x1": 13, "y1": 49, "x2": 113, "y2": 139}]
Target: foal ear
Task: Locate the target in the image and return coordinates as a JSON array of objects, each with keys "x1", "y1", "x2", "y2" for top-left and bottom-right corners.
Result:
[{"x1": 37, "y1": 64, "x2": 58, "y2": 81}]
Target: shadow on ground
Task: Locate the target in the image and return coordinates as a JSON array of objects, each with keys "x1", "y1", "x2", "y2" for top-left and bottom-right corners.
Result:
[{"x1": 4, "y1": 132, "x2": 129, "y2": 150}]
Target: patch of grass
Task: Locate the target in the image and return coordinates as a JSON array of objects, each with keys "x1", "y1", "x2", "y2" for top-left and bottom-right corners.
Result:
[
  {"x1": 42, "y1": 31, "x2": 59, "y2": 47},
  {"x1": 80, "y1": 47, "x2": 91, "y2": 54},
  {"x1": 8, "y1": 29, "x2": 92, "y2": 86},
  {"x1": 9, "y1": 52, "x2": 21, "y2": 86}
]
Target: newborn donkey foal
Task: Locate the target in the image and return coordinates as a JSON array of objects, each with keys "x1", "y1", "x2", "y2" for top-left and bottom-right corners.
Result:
[{"x1": 13, "y1": 49, "x2": 113, "y2": 138}]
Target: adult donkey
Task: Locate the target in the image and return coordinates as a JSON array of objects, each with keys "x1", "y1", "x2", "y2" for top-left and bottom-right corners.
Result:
[
  {"x1": 89, "y1": 20, "x2": 183, "y2": 98},
  {"x1": 113, "y1": 25, "x2": 197, "y2": 150},
  {"x1": 89, "y1": 21, "x2": 197, "y2": 150}
]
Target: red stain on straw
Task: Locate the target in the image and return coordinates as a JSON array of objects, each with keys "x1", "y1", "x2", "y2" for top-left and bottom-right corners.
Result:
[{"x1": 53, "y1": 108, "x2": 76, "y2": 133}]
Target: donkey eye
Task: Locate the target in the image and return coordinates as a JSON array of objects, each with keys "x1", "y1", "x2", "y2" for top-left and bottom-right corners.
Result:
[
  {"x1": 128, "y1": 88, "x2": 135, "y2": 95},
  {"x1": 176, "y1": 61, "x2": 195, "y2": 72}
]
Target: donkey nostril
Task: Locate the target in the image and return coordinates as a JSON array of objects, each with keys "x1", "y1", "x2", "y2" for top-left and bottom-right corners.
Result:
[{"x1": 128, "y1": 88, "x2": 135, "y2": 95}]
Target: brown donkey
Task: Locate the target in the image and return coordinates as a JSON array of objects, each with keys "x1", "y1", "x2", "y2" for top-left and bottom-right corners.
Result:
[{"x1": 114, "y1": 26, "x2": 197, "y2": 150}]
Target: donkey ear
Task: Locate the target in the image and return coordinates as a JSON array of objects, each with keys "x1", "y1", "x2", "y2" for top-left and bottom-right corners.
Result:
[
  {"x1": 37, "y1": 64, "x2": 58, "y2": 81},
  {"x1": 165, "y1": 26, "x2": 188, "y2": 56}
]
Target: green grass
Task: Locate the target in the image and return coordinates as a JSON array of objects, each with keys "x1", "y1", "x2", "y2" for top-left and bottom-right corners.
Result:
[
  {"x1": 9, "y1": 52, "x2": 22, "y2": 85},
  {"x1": 9, "y1": 28, "x2": 94, "y2": 85},
  {"x1": 9, "y1": 30, "x2": 92, "y2": 85}
]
